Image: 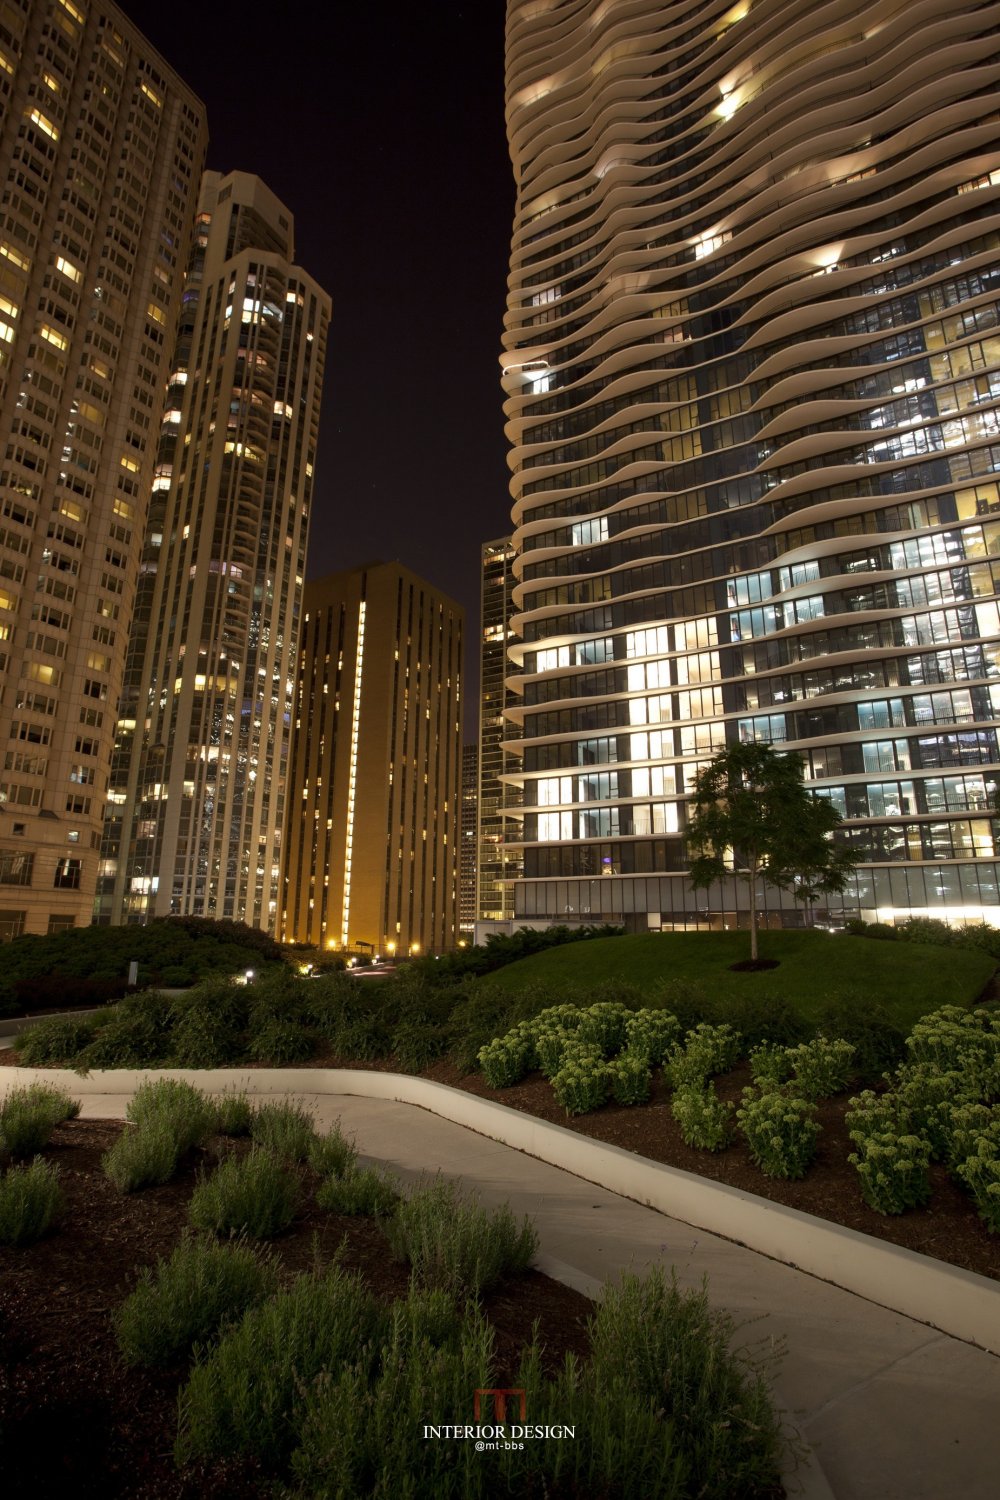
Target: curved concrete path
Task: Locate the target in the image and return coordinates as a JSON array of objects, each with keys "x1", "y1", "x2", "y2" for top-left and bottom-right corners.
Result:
[{"x1": 2, "y1": 1066, "x2": 998, "y2": 1500}]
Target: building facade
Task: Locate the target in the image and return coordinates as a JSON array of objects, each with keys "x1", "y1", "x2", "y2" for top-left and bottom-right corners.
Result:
[
  {"x1": 97, "y1": 170, "x2": 330, "y2": 931},
  {"x1": 0, "y1": 0, "x2": 206, "y2": 937},
  {"x1": 460, "y1": 740, "x2": 477, "y2": 937},
  {"x1": 503, "y1": 0, "x2": 1000, "y2": 931},
  {"x1": 281, "y1": 561, "x2": 464, "y2": 957},
  {"x1": 477, "y1": 536, "x2": 521, "y2": 921}
]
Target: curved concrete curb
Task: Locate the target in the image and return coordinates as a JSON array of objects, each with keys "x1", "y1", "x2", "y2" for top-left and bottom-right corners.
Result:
[{"x1": 3, "y1": 1063, "x2": 998, "y2": 1359}]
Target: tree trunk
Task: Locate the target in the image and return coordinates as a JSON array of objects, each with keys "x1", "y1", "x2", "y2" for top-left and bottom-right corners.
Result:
[{"x1": 749, "y1": 861, "x2": 759, "y2": 962}]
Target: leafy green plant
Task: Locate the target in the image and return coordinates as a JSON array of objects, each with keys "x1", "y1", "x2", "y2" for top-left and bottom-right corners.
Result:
[
  {"x1": 0, "y1": 1157, "x2": 62, "y2": 1245},
  {"x1": 785, "y1": 1037, "x2": 855, "y2": 1100},
  {"x1": 169, "y1": 1005, "x2": 243, "y2": 1067},
  {"x1": 623, "y1": 1007, "x2": 681, "y2": 1066},
  {"x1": 736, "y1": 1088, "x2": 820, "y2": 1179},
  {"x1": 844, "y1": 1088, "x2": 910, "y2": 1140},
  {"x1": 748, "y1": 1043, "x2": 794, "y2": 1088},
  {"x1": 905, "y1": 1005, "x2": 1000, "y2": 1075},
  {"x1": 247, "y1": 1018, "x2": 315, "y2": 1065},
  {"x1": 577, "y1": 1000, "x2": 630, "y2": 1054},
  {"x1": 391, "y1": 1016, "x2": 447, "y2": 1073},
  {"x1": 386, "y1": 1178, "x2": 537, "y2": 1297},
  {"x1": 216, "y1": 1091, "x2": 253, "y2": 1136},
  {"x1": 812, "y1": 992, "x2": 905, "y2": 1080},
  {"x1": 942, "y1": 1102, "x2": 1000, "y2": 1170},
  {"x1": 607, "y1": 1049, "x2": 652, "y2": 1105},
  {"x1": 308, "y1": 1120, "x2": 358, "y2": 1178},
  {"x1": 551, "y1": 1041, "x2": 609, "y2": 1115},
  {"x1": 188, "y1": 1148, "x2": 300, "y2": 1239},
  {"x1": 249, "y1": 1100, "x2": 315, "y2": 1162},
  {"x1": 894, "y1": 1063, "x2": 976, "y2": 1160},
  {"x1": 954, "y1": 1138, "x2": 1000, "y2": 1233},
  {"x1": 667, "y1": 1023, "x2": 742, "y2": 1087},
  {"x1": 14, "y1": 1013, "x2": 101, "y2": 1066},
  {"x1": 76, "y1": 991, "x2": 176, "y2": 1070},
  {"x1": 847, "y1": 1129, "x2": 932, "y2": 1214},
  {"x1": 535, "y1": 1025, "x2": 574, "y2": 1078},
  {"x1": 477, "y1": 1033, "x2": 532, "y2": 1089},
  {"x1": 102, "y1": 1121, "x2": 178, "y2": 1193},
  {"x1": 127, "y1": 1078, "x2": 218, "y2": 1154},
  {"x1": 0, "y1": 1083, "x2": 79, "y2": 1158},
  {"x1": 671, "y1": 1082, "x2": 734, "y2": 1151},
  {"x1": 113, "y1": 1235, "x2": 279, "y2": 1366},
  {"x1": 317, "y1": 1166, "x2": 400, "y2": 1217},
  {"x1": 175, "y1": 1263, "x2": 385, "y2": 1468}
]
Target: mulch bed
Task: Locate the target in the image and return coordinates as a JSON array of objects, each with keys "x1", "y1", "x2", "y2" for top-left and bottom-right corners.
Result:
[{"x1": 0, "y1": 1120, "x2": 593, "y2": 1499}]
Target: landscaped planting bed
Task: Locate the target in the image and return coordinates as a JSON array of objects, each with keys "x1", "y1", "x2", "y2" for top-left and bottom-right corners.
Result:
[{"x1": 0, "y1": 1086, "x2": 790, "y2": 1499}]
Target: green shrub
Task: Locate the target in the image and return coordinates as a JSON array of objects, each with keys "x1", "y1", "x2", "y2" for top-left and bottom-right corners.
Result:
[
  {"x1": 387, "y1": 1178, "x2": 537, "y2": 1297},
  {"x1": 308, "y1": 1120, "x2": 357, "y2": 1179},
  {"x1": 14, "y1": 1012, "x2": 101, "y2": 1066},
  {"x1": 943, "y1": 1102, "x2": 1000, "y2": 1169},
  {"x1": 0, "y1": 1083, "x2": 79, "y2": 1157},
  {"x1": 188, "y1": 1148, "x2": 300, "y2": 1239},
  {"x1": 954, "y1": 1138, "x2": 1000, "y2": 1233},
  {"x1": 169, "y1": 1004, "x2": 243, "y2": 1067},
  {"x1": 175, "y1": 1263, "x2": 384, "y2": 1468},
  {"x1": 905, "y1": 1005, "x2": 1000, "y2": 1074},
  {"x1": 577, "y1": 1000, "x2": 630, "y2": 1054},
  {"x1": 477, "y1": 1033, "x2": 532, "y2": 1089},
  {"x1": 847, "y1": 1130, "x2": 932, "y2": 1214},
  {"x1": 535, "y1": 1025, "x2": 574, "y2": 1078},
  {"x1": 623, "y1": 1007, "x2": 681, "y2": 1066},
  {"x1": 714, "y1": 992, "x2": 811, "y2": 1050},
  {"x1": 128, "y1": 1078, "x2": 217, "y2": 1155},
  {"x1": 812, "y1": 993, "x2": 905, "y2": 1080},
  {"x1": 748, "y1": 1043, "x2": 794, "y2": 1088},
  {"x1": 317, "y1": 1166, "x2": 400, "y2": 1217},
  {"x1": 844, "y1": 1088, "x2": 910, "y2": 1140},
  {"x1": 894, "y1": 1063, "x2": 976, "y2": 1160},
  {"x1": 445, "y1": 983, "x2": 515, "y2": 1074},
  {"x1": 585, "y1": 1267, "x2": 784, "y2": 1500},
  {"x1": 113, "y1": 1235, "x2": 279, "y2": 1366},
  {"x1": 216, "y1": 1091, "x2": 253, "y2": 1136},
  {"x1": 249, "y1": 1100, "x2": 315, "y2": 1162},
  {"x1": 671, "y1": 1082, "x2": 734, "y2": 1151},
  {"x1": 76, "y1": 990, "x2": 176, "y2": 1069},
  {"x1": 607, "y1": 1049, "x2": 652, "y2": 1105},
  {"x1": 247, "y1": 1018, "x2": 315, "y2": 1065},
  {"x1": 551, "y1": 1041, "x2": 609, "y2": 1115},
  {"x1": 328, "y1": 1009, "x2": 391, "y2": 1062},
  {"x1": 785, "y1": 1037, "x2": 855, "y2": 1100},
  {"x1": 391, "y1": 1015, "x2": 447, "y2": 1073},
  {"x1": 0, "y1": 1157, "x2": 62, "y2": 1245},
  {"x1": 667, "y1": 1023, "x2": 741, "y2": 1087},
  {"x1": 736, "y1": 1089, "x2": 820, "y2": 1179},
  {"x1": 102, "y1": 1121, "x2": 178, "y2": 1193}
]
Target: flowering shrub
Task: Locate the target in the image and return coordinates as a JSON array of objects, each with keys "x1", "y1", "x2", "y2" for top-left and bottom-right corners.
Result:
[
  {"x1": 894, "y1": 1063, "x2": 975, "y2": 1160},
  {"x1": 671, "y1": 1082, "x2": 733, "y2": 1151},
  {"x1": 535, "y1": 1027, "x2": 573, "y2": 1079},
  {"x1": 748, "y1": 1043, "x2": 794, "y2": 1089},
  {"x1": 844, "y1": 1089, "x2": 910, "y2": 1140},
  {"x1": 577, "y1": 1001, "x2": 631, "y2": 1055},
  {"x1": 668, "y1": 1023, "x2": 742, "y2": 1088},
  {"x1": 477, "y1": 1033, "x2": 532, "y2": 1090},
  {"x1": 943, "y1": 1102, "x2": 1000, "y2": 1170},
  {"x1": 847, "y1": 1130, "x2": 932, "y2": 1214},
  {"x1": 551, "y1": 1042, "x2": 609, "y2": 1116},
  {"x1": 623, "y1": 1008, "x2": 681, "y2": 1066},
  {"x1": 606, "y1": 1050, "x2": 652, "y2": 1106},
  {"x1": 784, "y1": 1038, "x2": 855, "y2": 1100},
  {"x1": 905, "y1": 1006, "x2": 1000, "y2": 1078},
  {"x1": 736, "y1": 1088, "x2": 820, "y2": 1179},
  {"x1": 954, "y1": 1138, "x2": 1000, "y2": 1233}
]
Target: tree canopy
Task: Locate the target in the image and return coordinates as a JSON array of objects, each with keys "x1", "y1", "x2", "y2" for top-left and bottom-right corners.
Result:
[{"x1": 685, "y1": 741, "x2": 857, "y2": 960}]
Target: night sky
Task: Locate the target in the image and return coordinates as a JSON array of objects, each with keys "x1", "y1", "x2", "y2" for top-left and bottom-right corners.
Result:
[{"x1": 126, "y1": 0, "x2": 515, "y2": 739}]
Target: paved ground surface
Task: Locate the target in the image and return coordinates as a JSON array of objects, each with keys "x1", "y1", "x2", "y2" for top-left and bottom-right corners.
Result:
[{"x1": 3, "y1": 1067, "x2": 998, "y2": 1499}]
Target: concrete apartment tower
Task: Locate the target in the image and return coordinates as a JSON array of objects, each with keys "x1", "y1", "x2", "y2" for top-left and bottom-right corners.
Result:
[
  {"x1": 0, "y1": 0, "x2": 206, "y2": 938},
  {"x1": 459, "y1": 740, "x2": 477, "y2": 939},
  {"x1": 503, "y1": 0, "x2": 1000, "y2": 931},
  {"x1": 97, "y1": 170, "x2": 330, "y2": 931},
  {"x1": 477, "y1": 536, "x2": 521, "y2": 924},
  {"x1": 281, "y1": 561, "x2": 464, "y2": 957}
]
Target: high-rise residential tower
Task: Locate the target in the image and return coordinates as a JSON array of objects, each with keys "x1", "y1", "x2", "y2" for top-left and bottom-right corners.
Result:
[
  {"x1": 477, "y1": 536, "x2": 521, "y2": 922},
  {"x1": 503, "y1": 0, "x2": 1000, "y2": 931},
  {"x1": 97, "y1": 170, "x2": 330, "y2": 931},
  {"x1": 0, "y1": 0, "x2": 206, "y2": 938},
  {"x1": 281, "y1": 561, "x2": 464, "y2": 957},
  {"x1": 460, "y1": 740, "x2": 478, "y2": 938}
]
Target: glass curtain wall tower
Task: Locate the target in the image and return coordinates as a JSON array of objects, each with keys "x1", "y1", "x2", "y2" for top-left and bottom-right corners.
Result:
[
  {"x1": 0, "y1": 0, "x2": 205, "y2": 937},
  {"x1": 477, "y1": 536, "x2": 521, "y2": 921},
  {"x1": 503, "y1": 0, "x2": 1000, "y2": 930},
  {"x1": 98, "y1": 170, "x2": 330, "y2": 931}
]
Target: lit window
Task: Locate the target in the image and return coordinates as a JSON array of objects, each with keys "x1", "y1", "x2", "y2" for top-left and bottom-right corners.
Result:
[
  {"x1": 39, "y1": 325, "x2": 68, "y2": 351},
  {"x1": 55, "y1": 255, "x2": 82, "y2": 283},
  {"x1": 0, "y1": 243, "x2": 30, "y2": 271},
  {"x1": 25, "y1": 108, "x2": 58, "y2": 140},
  {"x1": 140, "y1": 82, "x2": 162, "y2": 107}
]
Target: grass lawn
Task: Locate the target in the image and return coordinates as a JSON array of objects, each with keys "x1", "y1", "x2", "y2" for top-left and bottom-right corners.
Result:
[{"x1": 481, "y1": 930, "x2": 997, "y2": 1031}]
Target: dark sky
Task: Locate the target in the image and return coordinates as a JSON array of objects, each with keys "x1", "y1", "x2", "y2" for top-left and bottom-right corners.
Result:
[{"x1": 126, "y1": 0, "x2": 514, "y2": 739}]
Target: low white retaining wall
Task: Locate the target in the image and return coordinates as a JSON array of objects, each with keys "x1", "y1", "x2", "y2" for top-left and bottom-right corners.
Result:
[{"x1": 3, "y1": 1063, "x2": 997, "y2": 1356}]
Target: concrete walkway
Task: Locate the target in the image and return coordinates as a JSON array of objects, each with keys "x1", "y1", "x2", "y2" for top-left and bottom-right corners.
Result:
[{"x1": 3, "y1": 1068, "x2": 998, "y2": 1500}]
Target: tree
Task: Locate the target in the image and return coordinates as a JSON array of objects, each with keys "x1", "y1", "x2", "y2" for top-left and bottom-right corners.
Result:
[{"x1": 685, "y1": 741, "x2": 857, "y2": 962}]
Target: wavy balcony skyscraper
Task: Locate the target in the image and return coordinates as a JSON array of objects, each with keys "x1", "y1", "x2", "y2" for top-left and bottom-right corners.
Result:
[{"x1": 503, "y1": 0, "x2": 1000, "y2": 930}]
